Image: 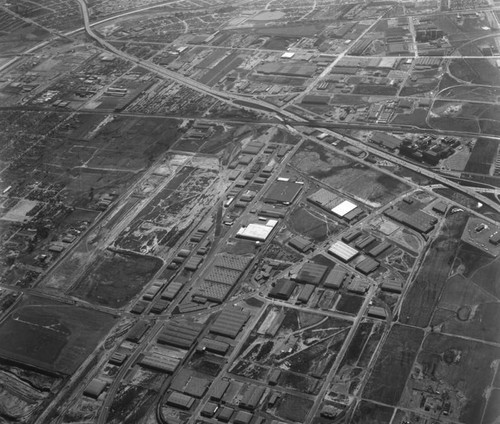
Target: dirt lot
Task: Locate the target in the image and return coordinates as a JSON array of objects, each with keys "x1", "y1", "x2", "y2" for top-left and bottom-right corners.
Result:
[
  {"x1": 400, "y1": 211, "x2": 469, "y2": 328},
  {"x1": 287, "y1": 206, "x2": 344, "y2": 242},
  {"x1": 0, "y1": 295, "x2": 116, "y2": 375},
  {"x1": 70, "y1": 250, "x2": 162, "y2": 308},
  {"x1": 363, "y1": 324, "x2": 424, "y2": 405},
  {"x1": 413, "y1": 333, "x2": 500, "y2": 424},
  {"x1": 291, "y1": 141, "x2": 410, "y2": 207}
]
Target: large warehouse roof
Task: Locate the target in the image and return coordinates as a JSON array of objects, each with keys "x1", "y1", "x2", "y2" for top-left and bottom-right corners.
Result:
[
  {"x1": 332, "y1": 200, "x2": 357, "y2": 217},
  {"x1": 295, "y1": 262, "x2": 329, "y2": 285},
  {"x1": 236, "y1": 220, "x2": 277, "y2": 241},
  {"x1": 328, "y1": 241, "x2": 359, "y2": 262},
  {"x1": 263, "y1": 181, "x2": 303, "y2": 204},
  {"x1": 210, "y1": 307, "x2": 250, "y2": 339}
]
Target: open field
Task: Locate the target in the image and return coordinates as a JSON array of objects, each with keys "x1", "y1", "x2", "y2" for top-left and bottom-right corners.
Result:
[
  {"x1": 287, "y1": 206, "x2": 344, "y2": 242},
  {"x1": 363, "y1": 324, "x2": 424, "y2": 405},
  {"x1": 0, "y1": 295, "x2": 116, "y2": 375},
  {"x1": 70, "y1": 250, "x2": 162, "y2": 308},
  {"x1": 291, "y1": 141, "x2": 410, "y2": 207},
  {"x1": 412, "y1": 333, "x2": 500, "y2": 424},
  {"x1": 400, "y1": 211, "x2": 469, "y2": 328}
]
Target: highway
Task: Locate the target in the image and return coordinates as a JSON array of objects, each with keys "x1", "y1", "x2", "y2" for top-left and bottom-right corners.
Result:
[{"x1": 73, "y1": 0, "x2": 500, "y2": 223}]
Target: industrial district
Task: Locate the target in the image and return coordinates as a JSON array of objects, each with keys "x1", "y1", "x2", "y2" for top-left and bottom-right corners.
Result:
[{"x1": 0, "y1": 0, "x2": 500, "y2": 424}]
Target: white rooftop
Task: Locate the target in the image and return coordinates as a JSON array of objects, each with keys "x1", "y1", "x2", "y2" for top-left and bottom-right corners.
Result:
[
  {"x1": 237, "y1": 221, "x2": 276, "y2": 241},
  {"x1": 331, "y1": 200, "x2": 357, "y2": 217},
  {"x1": 328, "y1": 241, "x2": 359, "y2": 262}
]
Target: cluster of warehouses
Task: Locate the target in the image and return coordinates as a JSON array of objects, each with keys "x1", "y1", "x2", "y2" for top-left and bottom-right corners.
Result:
[
  {"x1": 307, "y1": 188, "x2": 364, "y2": 223},
  {"x1": 268, "y1": 259, "x2": 373, "y2": 303},
  {"x1": 192, "y1": 253, "x2": 254, "y2": 303}
]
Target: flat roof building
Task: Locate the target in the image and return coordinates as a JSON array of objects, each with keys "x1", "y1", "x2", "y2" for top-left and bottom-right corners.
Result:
[
  {"x1": 323, "y1": 267, "x2": 347, "y2": 289},
  {"x1": 166, "y1": 391, "x2": 195, "y2": 410},
  {"x1": 236, "y1": 220, "x2": 277, "y2": 242},
  {"x1": 269, "y1": 279, "x2": 296, "y2": 300},
  {"x1": 328, "y1": 241, "x2": 359, "y2": 262},
  {"x1": 295, "y1": 262, "x2": 329, "y2": 285},
  {"x1": 263, "y1": 181, "x2": 303, "y2": 205},
  {"x1": 332, "y1": 200, "x2": 357, "y2": 217}
]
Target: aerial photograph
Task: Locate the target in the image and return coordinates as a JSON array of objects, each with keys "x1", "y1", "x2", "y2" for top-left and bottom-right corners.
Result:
[{"x1": 0, "y1": 0, "x2": 500, "y2": 423}]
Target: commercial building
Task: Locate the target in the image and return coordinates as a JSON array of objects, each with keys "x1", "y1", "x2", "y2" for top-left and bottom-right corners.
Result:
[
  {"x1": 84, "y1": 379, "x2": 107, "y2": 399},
  {"x1": 240, "y1": 385, "x2": 265, "y2": 410},
  {"x1": 355, "y1": 257, "x2": 380, "y2": 275},
  {"x1": 210, "y1": 307, "x2": 250, "y2": 339},
  {"x1": 323, "y1": 267, "x2": 347, "y2": 289},
  {"x1": 368, "y1": 306, "x2": 387, "y2": 319},
  {"x1": 331, "y1": 200, "x2": 357, "y2": 217},
  {"x1": 166, "y1": 391, "x2": 195, "y2": 410},
  {"x1": 297, "y1": 284, "x2": 315, "y2": 304},
  {"x1": 288, "y1": 235, "x2": 313, "y2": 252},
  {"x1": 157, "y1": 320, "x2": 203, "y2": 349},
  {"x1": 368, "y1": 241, "x2": 392, "y2": 257},
  {"x1": 371, "y1": 132, "x2": 402, "y2": 151},
  {"x1": 236, "y1": 220, "x2": 277, "y2": 242},
  {"x1": 197, "y1": 338, "x2": 230, "y2": 355},
  {"x1": 263, "y1": 181, "x2": 303, "y2": 205},
  {"x1": 269, "y1": 279, "x2": 296, "y2": 300},
  {"x1": 295, "y1": 262, "x2": 329, "y2": 285},
  {"x1": 328, "y1": 241, "x2": 359, "y2": 262},
  {"x1": 210, "y1": 380, "x2": 230, "y2": 401}
]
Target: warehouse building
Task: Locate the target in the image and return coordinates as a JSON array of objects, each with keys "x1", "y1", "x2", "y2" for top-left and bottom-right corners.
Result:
[
  {"x1": 201, "y1": 402, "x2": 219, "y2": 418},
  {"x1": 84, "y1": 379, "x2": 107, "y2": 399},
  {"x1": 347, "y1": 277, "x2": 370, "y2": 294},
  {"x1": 234, "y1": 410, "x2": 253, "y2": 424},
  {"x1": 217, "y1": 406, "x2": 234, "y2": 422},
  {"x1": 197, "y1": 338, "x2": 230, "y2": 356},
  {"x1": 139, "y1": 350, "x2": 181, "y2": 373},
  {"x1": 184, "y1": 377, "x2": 211, "y2": 398},
  {"x1": 355, "y1": 257, "x2": 380, "y2": 275},
  {"x1": 157, "y1": 320, "x2": 203, "y2": 349},
  {"x1": 328, "y1": 241, "x2": 359, "y2": 262},
  {"x1": 240, "y1": 385, "x2": 265, "y2": 410},
  {"x1": 331, "y1": 200, "x2": 357, "y2": 217},
  {"x1": 210, "y1": 380, "x2": 230, "y2": 401},
  {"x1": 323, "y1": 267, "x2": 347, "y2": 289},
  {"x1": 166, "y1": 391, "x2": 195, "y2": 410},
  {"x1": 297, "y1": 284, "x2": 316, "y2": 304},
  {"x1": 161, "y1": 281, "x2": 183, "y2": 300},
  {"x1": 269, "y1": 279, "x2": 296, "y2": 300},
  {"x1": 214, "y1": 253, "x2": 253, "y2": 271},
  {"x1": 371, "y1": 132, "x2": 402, "y2": 151},
  {"x1": 236, "y1": 220, "x2": 277, "y2": 242},
  {"x1": 210, "y1": 307, "x2": 250, "y2": 339},
  {"x1": 192, "y1": 280, "x2": 232, "y2": 303},
  {"x1": 269, "y1": 368, "x2": 281, "y2": 385},
  {"x1": 368, "y1": 306, "x2": 387, "y2": 320},
  {"x1": 385, "y1": 207, "x2": 437, "y2": 234},
  {"x1": 368, "y1": 241, "x2": 392, "y2": 257},
  {"x1": 126, "y1": 320, "x2": 150, "y2": 343},
  {"x1": 381, "y1": 280, "x2": 403, "y2": 293},
  {"x1": 342, "y1": 229, "x2": 362, "y2": 243},
  {"x1": 288, "y1": 235, "x2": 313, "y2": 253},
  {"x1": 263, "y1": 180, "x2": 303, "y2": 204},
  {"x1": 295, "y1": 262, "x2": 329, "y2": 285}
]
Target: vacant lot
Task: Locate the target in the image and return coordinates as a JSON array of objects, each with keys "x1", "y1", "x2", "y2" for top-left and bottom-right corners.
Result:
[
  {"x1": 416, "y1": 333, "x2": 499, "y2": 424},
  {"x1": 350, "y1": 400, "x2": 394, "y2": 424},
  {"x1": 287, "y1": 207, "x2": 344, "y2": 242},
  {"x1": 400, "y1": 211, "x2": 469, "y2": 328},
  {"x1": 464, "y1": 138, "x2": 497, "y2": 174},
  {"x1": 70, "y1": 250, "x2": 162, "y2": 308},
  {"x1": 363, "y1": 324, "x2": 424, "y2": 405},
  {"x1": 292, "y1": 141, "x2": 410, "y2": 207},
  {"x1": 0, "y1": 295, "x2": 116, "y2": 375}
]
